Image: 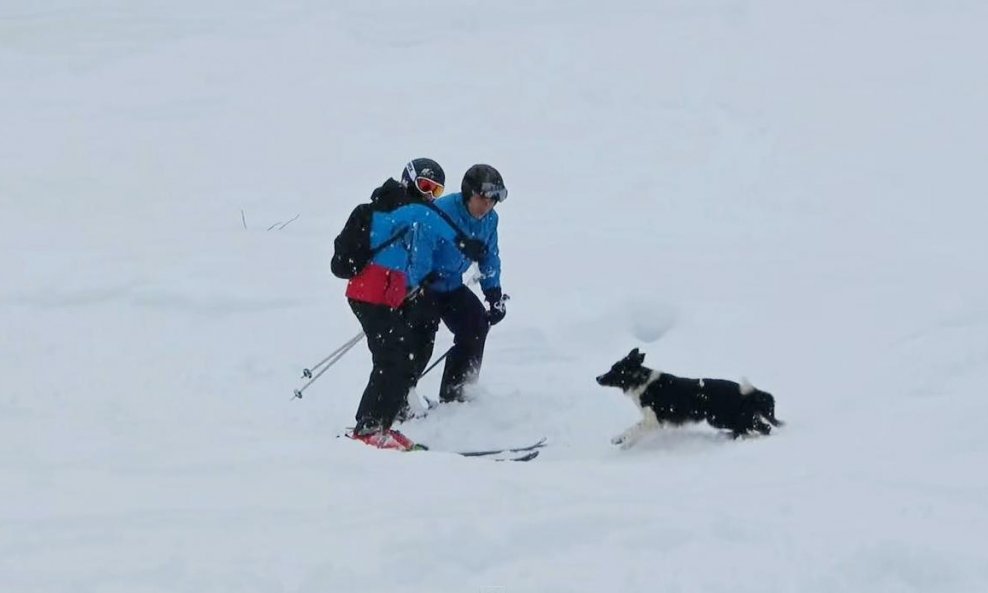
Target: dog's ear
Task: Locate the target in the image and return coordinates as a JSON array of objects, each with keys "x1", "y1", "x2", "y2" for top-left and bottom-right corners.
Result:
[{"x1": 628, "y1": 348, "x2": 645, "y2": 363}]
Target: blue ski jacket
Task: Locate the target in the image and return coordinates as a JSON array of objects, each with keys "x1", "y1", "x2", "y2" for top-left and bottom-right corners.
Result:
[
  {"x1": 426, "y1": 193, "x2": 501, "y2": 293},
  {"x1": 370, "y1": 203, "x2": 461, "y2": 287}
]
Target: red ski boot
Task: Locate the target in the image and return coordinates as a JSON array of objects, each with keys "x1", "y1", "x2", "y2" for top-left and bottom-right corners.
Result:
[{"x1": 348, "y1": 423, "x2": 417, "y2": 451}]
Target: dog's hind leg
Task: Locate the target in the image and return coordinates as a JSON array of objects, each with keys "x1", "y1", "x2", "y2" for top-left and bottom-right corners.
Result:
[
  {"x1": 729, "y1": 413, "x2": 764, "y2": 439},
  {"x1": 753, "y1": 417, "x2": 773, "y2": 435},
  {"x1": 765, "y1": 407, "x2": 783, "y2": 427},
  {"x1": 759, "y1": 394, "x2": 783, "y2": 427}
]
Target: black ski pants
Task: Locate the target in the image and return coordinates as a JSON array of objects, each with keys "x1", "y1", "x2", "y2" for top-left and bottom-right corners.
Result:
[
  {"x1": 349, "y1": 299, "x2": 417, "y2": 429},
  {"x1": 407, "y1": 285, "x2": 490, "y2": 402}
]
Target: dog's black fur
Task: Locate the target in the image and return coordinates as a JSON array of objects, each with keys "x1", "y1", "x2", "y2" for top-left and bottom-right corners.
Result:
[{"x1": 596, "y1": 348, "x2": 782, "y2": 440}]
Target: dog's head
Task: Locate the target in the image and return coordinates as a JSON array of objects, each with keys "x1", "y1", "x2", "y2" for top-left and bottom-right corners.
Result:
[{"x1": 596, "y1": 348, "x2": 651, "y2": 391}]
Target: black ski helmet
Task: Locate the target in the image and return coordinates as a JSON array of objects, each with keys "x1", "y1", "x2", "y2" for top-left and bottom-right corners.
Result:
[
  {"x1": 461, "y1": 164, "x2": 507, "y2": 203},
  {"x1": 401, "y1": 157, "x2": 445, "y2": 189}
]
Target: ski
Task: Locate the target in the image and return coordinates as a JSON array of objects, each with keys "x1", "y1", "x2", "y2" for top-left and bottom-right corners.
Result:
[
  {"x1": 409, "y1": 444, "x2": 539, "y2": 462},
  {"x1": 453, "y1": 437, "x2": 548, "y2": 457},
  {"x1": 344, "y1": 431, "x2": 546, "y2": 461},
  {"x1": 497, "y1": 450, "x2": 539, "y2": 462},
  {"x1": 446, "y1": 449, "x2": 539, "y2": 462},
  {"x1": 412, "y1": 438, "x2": 546, "y2": 460}
]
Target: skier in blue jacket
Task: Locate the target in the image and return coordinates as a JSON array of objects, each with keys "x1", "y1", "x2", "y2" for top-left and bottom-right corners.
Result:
[
  {"x1": 406, "y1": 164, "x2": 510, "y2": 404},
  {"x1": 335, "y1": 158, "x2": 486, "y2": 449}
]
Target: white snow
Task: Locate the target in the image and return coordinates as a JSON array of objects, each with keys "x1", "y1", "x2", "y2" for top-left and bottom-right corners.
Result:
[{"x1": 2, "y1": 1, "x2": 988, "y2": 592}]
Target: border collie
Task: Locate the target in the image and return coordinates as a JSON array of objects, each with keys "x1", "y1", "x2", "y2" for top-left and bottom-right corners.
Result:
[{"x1": 596, "y1": 348, "x2": 782, "y2": 448}]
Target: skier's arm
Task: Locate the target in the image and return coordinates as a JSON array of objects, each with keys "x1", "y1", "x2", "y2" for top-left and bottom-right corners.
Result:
[
  {"x1": 479, "y1": 224, "x2": 501, "y2": 291},
  {"x1": 406, "y1": 208, "x2": 445, "y2": 290}
]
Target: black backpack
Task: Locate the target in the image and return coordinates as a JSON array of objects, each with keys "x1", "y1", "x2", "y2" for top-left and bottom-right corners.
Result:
[
  {"x1": 331, "y1": 179, "x2": 415, "y2": 279},
  {"x1": 330, "y1": 179, "x2": 486, "y2": 279},
  {"x1": 331, "y1": 202, "x2": 374, "y2": 279}
]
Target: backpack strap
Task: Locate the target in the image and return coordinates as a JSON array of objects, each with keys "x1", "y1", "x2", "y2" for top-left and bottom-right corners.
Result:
[
  {"x1": 366, "y1": 192, "x2": 463, "y2": 258},
  {"x1": 423, "y1": 200, "x2": 471, "y2": 243},
  {"x1": 366, "y1": 201, "x2": 479, "y2": 264},
  {"x1": 369, "y1": 226, "x2": 410, "y2": 257}
]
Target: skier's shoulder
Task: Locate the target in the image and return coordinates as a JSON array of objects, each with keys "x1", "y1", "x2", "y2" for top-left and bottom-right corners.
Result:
[
  {"x1": 387, "y1": 201, "x2": 430, "y2": 221},
  {"x1": 435, "y1": 193, "x2": 463, "y2": 215},
  {"x1": 385, "y1": 202, "x2": 447, "y2": 234}
]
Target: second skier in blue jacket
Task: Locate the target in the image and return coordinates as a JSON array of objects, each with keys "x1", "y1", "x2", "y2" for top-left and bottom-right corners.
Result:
[{"x1": 407, "y1": 164, "x2": 510, "y2": 404}]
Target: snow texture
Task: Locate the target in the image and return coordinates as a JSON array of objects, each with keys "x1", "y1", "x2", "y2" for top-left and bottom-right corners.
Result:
[{"x1": 2, "y1": 1, "x2": 987, "y2": 592}]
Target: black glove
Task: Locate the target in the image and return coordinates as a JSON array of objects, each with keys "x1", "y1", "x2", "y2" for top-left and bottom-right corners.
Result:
[
  {"x1": 483, "y1": 287, "x2": 509, "y2": 326},
  {"x1": 456, "y1": 237, "x2": 487, "y2": 262}
]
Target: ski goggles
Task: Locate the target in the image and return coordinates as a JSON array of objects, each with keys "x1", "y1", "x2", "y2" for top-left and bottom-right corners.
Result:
[
  {"x1": 477, "y1": 182, "x2": 508, "y2": 203},
  {"x1": 415, "y1": 176, "x2": 445, "y2": 198}
]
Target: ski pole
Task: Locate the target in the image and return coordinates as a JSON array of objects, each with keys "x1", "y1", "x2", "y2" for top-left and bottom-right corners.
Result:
[
  {"x1": 292, "y1": 335, "x2": 363, "y2": 400},
  {"x1": 302, "y1": 331, "x2": 364, "y2": 379},
  {"x1": 419, "y1": 345, "x2": 453, "y2": 379},
  {"x1": 294, "y1": 273, "x2": 483, "y2": 400},
  {"x1": 294, "y1": 287, "x2": 429, "y2": 399}
]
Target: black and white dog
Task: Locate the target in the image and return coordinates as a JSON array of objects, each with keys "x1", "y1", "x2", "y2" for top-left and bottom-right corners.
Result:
[{"x1": 596, "y1": 348, "x2": 782, "y2": 447}]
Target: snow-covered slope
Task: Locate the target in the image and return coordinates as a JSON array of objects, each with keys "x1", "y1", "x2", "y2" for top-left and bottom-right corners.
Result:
[{"x1": 2, "y1": 1, "x2": 987, "y2": 591}]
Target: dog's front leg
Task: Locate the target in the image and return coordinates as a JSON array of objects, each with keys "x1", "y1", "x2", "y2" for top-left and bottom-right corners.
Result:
[
  {"x1": 611, "y1": 423, "x2": 644, "y2": 448},
  {"x1": 611, "y1": 409, "x2": 661, "y2": 449}
]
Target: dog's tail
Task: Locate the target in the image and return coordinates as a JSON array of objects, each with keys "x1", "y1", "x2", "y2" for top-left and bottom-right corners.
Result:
[
  {"x1": 740, "y1": 378, "x2": 784, "y2": 427},
  {"x1": 739, "y1": 377, "x2": 756, "y2": 396}
]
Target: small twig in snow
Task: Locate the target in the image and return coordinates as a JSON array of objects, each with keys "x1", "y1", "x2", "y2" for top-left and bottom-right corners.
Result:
[
  {"x1": 277, "y1": 214, "x2": 301, "y2": 230},
  {"x1": 267, "y1": 214, "x2": 301, "y2": 231}
]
